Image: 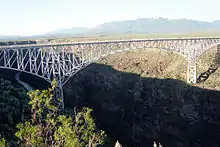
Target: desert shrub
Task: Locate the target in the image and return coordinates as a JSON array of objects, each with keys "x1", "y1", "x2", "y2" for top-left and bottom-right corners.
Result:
[{"x1": 15, "y1": 80, "x2": 107, "y2": 147}]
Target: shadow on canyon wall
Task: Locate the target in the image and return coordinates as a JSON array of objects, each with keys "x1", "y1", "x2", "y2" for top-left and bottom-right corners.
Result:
[{"x1": 63, "y1": 62, "x2": 220, "y2": 147}]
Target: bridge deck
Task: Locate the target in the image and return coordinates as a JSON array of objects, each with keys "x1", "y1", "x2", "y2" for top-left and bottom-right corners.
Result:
[{"x1": 0, "y1": 37, "x2": 220, "y2": 49}]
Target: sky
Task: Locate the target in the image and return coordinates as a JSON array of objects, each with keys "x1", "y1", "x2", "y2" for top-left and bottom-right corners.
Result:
[{"x1": 0, "y1": 0, "x2": 219, "y2": 36}]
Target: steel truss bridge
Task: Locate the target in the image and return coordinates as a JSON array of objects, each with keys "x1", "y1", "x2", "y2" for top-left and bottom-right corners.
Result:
[{"x1": 0, "y1": 37, "x2": 220, "y2": 108}]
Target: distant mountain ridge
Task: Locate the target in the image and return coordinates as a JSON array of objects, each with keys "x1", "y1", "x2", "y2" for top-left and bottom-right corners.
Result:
[
  {"x1": 85, "y1": 18, "x2": 220, "y2": 35},
  {"x1": 2, "y1": 18, "x2": 220, "y2": 40}
]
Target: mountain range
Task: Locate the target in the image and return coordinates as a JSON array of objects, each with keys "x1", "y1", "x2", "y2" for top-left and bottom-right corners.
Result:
[{"x1": 2, "y1": 18, "x2": 220, "y2": 40}]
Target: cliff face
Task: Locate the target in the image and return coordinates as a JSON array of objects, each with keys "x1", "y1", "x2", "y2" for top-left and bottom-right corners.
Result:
[{"x1": 64, "y1": 63, "x2": 220, "y2": 147}]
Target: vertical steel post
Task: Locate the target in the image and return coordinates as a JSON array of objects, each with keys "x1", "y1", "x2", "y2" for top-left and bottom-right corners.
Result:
[
  {"x1": 187, "y1": 45, "x2": 197, "y2": 84},
  {"x1": 187, "y1": 63, "x2": 197, "y2": 84},
  {"x1": 53, "y1": 81, "x2": 65, "y2": 109}
]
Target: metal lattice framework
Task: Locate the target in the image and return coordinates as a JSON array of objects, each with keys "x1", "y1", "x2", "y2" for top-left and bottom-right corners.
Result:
[{"x1": 0, "y1": 37, "x2": 220, "y2": 107}]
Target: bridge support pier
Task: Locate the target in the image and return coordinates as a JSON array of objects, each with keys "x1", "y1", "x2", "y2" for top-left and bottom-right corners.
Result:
[
  {"x1": 187, "y1": 63, "x2": 197, "y2": 84},
  {"x1": 187, "y1": 47, "x2": 197, "y2": 84},
  {"x1": 54, "y1": 86, "x2": 64, "y2": 109}
]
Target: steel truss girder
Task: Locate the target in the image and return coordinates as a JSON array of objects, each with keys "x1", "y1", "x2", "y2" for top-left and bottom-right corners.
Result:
[{"x1": 0, "y1": 38, "x2": 220, "y2": 87}]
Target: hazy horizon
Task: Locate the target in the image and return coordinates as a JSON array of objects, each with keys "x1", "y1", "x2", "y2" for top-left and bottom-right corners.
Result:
[
  {"x1": 2, "y1": 17, "x2": 220, "y2": 37},
  {"x1": 1, "y1": 0, "x2": 219, "y2": 36}
]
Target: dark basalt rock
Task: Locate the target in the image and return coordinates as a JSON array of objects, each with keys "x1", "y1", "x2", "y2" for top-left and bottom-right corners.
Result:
[{"x1": 64, "y1": 63, "x2": 220, "y2": 147}]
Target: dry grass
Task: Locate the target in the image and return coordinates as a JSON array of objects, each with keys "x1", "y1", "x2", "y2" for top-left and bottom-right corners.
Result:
[{"x1": 98, "y1": 47, "x2": 220, "y2": 90}]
